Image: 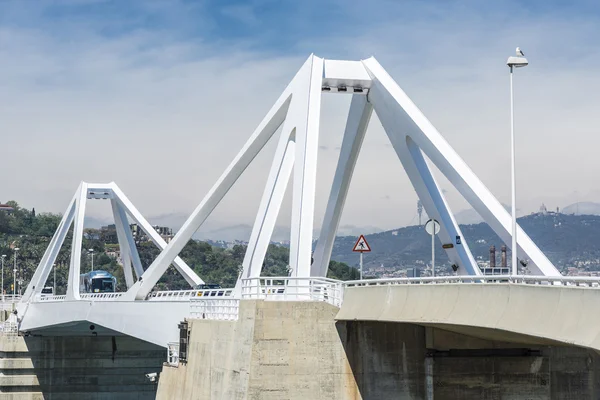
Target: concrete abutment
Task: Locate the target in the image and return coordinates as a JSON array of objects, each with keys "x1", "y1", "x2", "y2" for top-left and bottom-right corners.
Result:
[{"x1": 157, "y1": 299, "x2": 600, "y2": 399}]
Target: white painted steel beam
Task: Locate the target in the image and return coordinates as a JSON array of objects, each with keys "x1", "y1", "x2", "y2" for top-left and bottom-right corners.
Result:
[
  {"x1": 239, "y1": 127, "x2": 296, "y2": 284},
  {"x1": 288, "y1": 55, "x2": 324, "y2": 278},
  {"x1": 111, "y1": 199, "x2": 135, "y2": 288},
  {"x1": 110, "y1": 184, "x2": 201, "y2": 286},
  {"x1": 66, "y1": 182, "x2": 88, "y2": 301},
  {"x1": 21, "y1": 193, "x2": 77, "y2": 303},
  {"x1": 312, "y1": 95, "x2": 373, "y2": 277}
]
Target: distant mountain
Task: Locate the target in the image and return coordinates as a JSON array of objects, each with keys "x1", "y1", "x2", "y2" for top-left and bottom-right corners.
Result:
[
  {"x1": 330, "y1": 212, "x2": 600, "y2": 273},
  {"x1": 454, "y1": 204, "x2": 512, "y2": 225},
  {"x1": 562, "y1": 202, "x2": 600, "y2": 216}
]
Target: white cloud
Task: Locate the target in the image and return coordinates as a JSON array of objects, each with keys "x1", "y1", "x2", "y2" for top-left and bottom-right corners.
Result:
[{"x1": 2, "y1": 1, "x2": 600, "y2": 241}]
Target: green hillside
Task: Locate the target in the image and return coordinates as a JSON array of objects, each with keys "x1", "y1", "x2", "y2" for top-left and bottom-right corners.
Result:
[
  {"x1": 331, "y1": 212, "x2": 600, "y2": 274},
  {"x1": 0, "y1": 201, "x2": 359, "y2": 295}
]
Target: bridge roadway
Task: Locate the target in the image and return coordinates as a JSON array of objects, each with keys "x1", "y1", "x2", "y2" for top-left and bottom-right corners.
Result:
[
  {"x1": 10, "y1": 275, "x2": 600, "y2": 351},
  {"x1": 337, "y1": 275, "x2": 600, "y2": 352},
  {"x1": 15, "y1": 288, "x2": 237, "y2": 347}
]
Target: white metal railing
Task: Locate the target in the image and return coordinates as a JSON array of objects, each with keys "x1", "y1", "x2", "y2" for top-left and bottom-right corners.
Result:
[
  {"x1": 0, "y1": 295, "x2": 21, "y2": 304},
  {"x1": 167, "y1": 342, "x2": 180, "y2": 367},
  {"x1": 190, "y1": 298, "x2": 239, "y2": 320},
  {"x1": 241, "y1": 277, "x2": 344, "y2": 307},
  {"x1": 148, "y1": 288, "x2": 234, "y2": 301},
  {"x1": 344, "y1": 275, "x2": 600, "y2": 288},
  {"x1": 1, "y1": 321, "x2": 18, "y2": 336},
  {"x1": 81, "y1": 292, "x2": 124, "y2": 300},
  {"x1": 37, "y1": 295, "x2": 67, "y2": 302}
]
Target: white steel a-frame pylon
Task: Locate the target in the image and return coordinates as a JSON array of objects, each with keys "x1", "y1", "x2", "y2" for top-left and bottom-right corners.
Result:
[
  {"x1": 123, "y1": 54, "x2": 559, "y2": 300},
  {"x1": 21, "y1": 182, "x2": 202, "y2": 303}
]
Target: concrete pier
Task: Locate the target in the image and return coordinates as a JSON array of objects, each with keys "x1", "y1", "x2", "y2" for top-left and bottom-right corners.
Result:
[
  {"x1": 157, "y1": 300, "x2": 600, "y2": 399},
  {"x1": 0, "y1": 334, "x2": 165, "y2": 399}
]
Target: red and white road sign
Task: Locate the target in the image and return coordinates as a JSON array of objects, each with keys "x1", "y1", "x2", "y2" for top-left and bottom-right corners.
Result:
[{"x1": 352, "y1": 235, "x2": 371, "y2": 252}]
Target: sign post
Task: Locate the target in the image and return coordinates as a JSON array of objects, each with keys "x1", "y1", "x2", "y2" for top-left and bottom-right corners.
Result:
[
  {"x1": 425, "y1": 219, "x2": 440, "y2": 277},
  {"x1": 352, "y1": 235, "x2": 371, "y2": 279}
]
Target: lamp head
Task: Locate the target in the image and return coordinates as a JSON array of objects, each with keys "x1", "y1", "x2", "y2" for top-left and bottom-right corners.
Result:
[{"x1": 507, "y1": 56, "x2": 528, "y2": 68}]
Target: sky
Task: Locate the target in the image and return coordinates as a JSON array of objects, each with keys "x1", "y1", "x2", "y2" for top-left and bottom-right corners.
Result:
[{"x1": 2, "y1": 0, "x2": 600, "y2": 240}]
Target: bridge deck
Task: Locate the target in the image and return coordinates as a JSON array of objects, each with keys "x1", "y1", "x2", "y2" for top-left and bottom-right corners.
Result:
[{"x1": 337, "y1": 281, "x2": 600, "y2": 351}]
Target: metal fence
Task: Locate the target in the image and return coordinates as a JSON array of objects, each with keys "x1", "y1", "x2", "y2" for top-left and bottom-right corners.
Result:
[
  {"x1": 344, "y1": 275, "x2": 600, "y2": 288},
  {"x1": 189, "y1": 299, "x2": 240, "y2": 321},
  {"x1": 166, "y1": 342, "x2": 180, "y2": 367},
  {"x1": 148, "y1": 288, "x2": 234, "y2": 301},
  {"x1": 241, "y1": 277, "x2": 344, "y2": 307}
]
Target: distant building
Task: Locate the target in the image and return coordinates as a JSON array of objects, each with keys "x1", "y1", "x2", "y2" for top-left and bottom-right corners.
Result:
[
  {"x1": 406, "y1": 267, "x2": 420, "y2": 278},
  {"x1": 99, "y1": 224, "x2": 118, "y2": 244},
  {"x1": 0, "y1": 204, "x2": 14, "y2": 212},
  {"x1": 130, "y1": 224, "x2": 174, "y2": 243}
]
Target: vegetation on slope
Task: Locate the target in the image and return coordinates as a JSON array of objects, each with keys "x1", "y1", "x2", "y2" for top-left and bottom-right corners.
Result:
[{"x1": 0, "y1": 201, "x2": 359, "y2": 294}]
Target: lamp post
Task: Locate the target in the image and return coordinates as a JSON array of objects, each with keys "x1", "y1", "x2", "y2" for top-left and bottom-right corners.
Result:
[
  {"x1": 89, "y1": 249, "x2": 94, "y2": 272},
  {"x1": 1, "y1": 254, "x2": 6, "y2": 301},
  {"x1": 506, "y1": 48, "x2": 528, "y2": 277},
  {"x1": 13, "y1": 248, "x2": 19, "y2": 298},
  {"x1": 53, "y1": 263, "x2": 57, "y2": 295}
]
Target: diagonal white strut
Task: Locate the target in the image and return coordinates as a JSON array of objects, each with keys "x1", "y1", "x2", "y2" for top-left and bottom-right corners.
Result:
[
  {"x1": 66, "y1": 182, "x2": 88, "y2": 301},
  {"x1": 239, "y1": 124, "x2": 296, "y2": 283},
  {"x1": 110, "y1": 184, "x2": 201, "y2": 286},
  {"x1": 124, "y1": 55, "x2": 305, "y2": 299},
  {"x1": 111, "y1": 199, "x2": 136, "y2": 288},
  {"x1": 21, "y1": 192, "x2": 78, "y2": 303},
  {"x1": 362, "y1": 57, "x2": 558, "y2": 275},
  {"x1": 312, "y1": 95, "x2": 373, "y2": 277}
]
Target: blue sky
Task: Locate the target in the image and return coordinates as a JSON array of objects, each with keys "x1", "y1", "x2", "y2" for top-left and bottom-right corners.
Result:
[{"x1": 2, "y1": 0, "x2": 600, "y2": 238}]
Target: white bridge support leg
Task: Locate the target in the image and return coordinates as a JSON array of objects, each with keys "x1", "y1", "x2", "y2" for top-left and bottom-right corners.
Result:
[
  {"x1": 21, "y1": 193, "x2": 77, "y2": 303},
  {"x1": 312, "y1": 95, "x2": 373, "y2": 277},
  {"x1": 388, "y1": 127, "x2": 478, "y2": 275},
  {"x1": 288, "y1": 56, "x2": 324, "y2": 278},
  {"x1": 239, "y1": 127, "x2": 296, "y2": 284},
  {"x1": 110, "y1": 184, "x2": 200, "y2": 286},
  {"x1": 66, "y1": 182, "x2": 88, "y2": 301},
  {"x1": 362, "y1": 57, "x2": 559, "y2": 275},
  {"x1": 111, "y1": 199, "x2": 136, "y2": 288}
]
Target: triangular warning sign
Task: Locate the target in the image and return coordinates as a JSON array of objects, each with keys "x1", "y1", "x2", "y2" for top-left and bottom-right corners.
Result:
[{"x1": 352, "y1": 235, "x2": 371, "y2": 252}]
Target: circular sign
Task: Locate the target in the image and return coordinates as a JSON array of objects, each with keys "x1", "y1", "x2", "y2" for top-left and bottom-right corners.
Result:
[{"x1": 425, "y1": 219, "x2": 440, "y2": 236}]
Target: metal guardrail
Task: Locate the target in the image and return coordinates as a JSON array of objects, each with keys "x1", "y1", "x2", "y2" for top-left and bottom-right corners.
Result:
[
  {"x1": 81, "y1": 293, "x2": 124, "y2": 300},
  {"x1": 1, "y1": 321, "x2": 18, "y2": 336},
  {"x1": 0, "y1": 295, "x2": 21, "y2": 303},
  {"x1": 167, "y1": 342, "x2": 180, "y2": 367},
  {"x1": 241, "y1": 277, "x2": 344, "y2": 307},
  {"x1": 149, "y1": 288, "x2": 234, "y2": 301},
  {"x1": 31, "y1": 288, "x2": 235, "y2": 303},
  {"x1": 190, "y1": 299, "x2": 240, "y2": 320},
  {"x1": 344, "y1": 275, "x2": 600, "y2": 288},
  {"x1": 37, "y1": 295, "x2": 67, "y2": 302}
]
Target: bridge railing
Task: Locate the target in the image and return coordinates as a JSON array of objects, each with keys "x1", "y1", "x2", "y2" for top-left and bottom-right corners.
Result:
[
  {"x1": 190, "y1": 299, "x2": 240, "y2": 320},
  {"x1": 36, "y1": 295, "x2": 67, "y2": 302},
  {"x1": 0, "y1": 295, "x2": 22, "y2": 304},
  {"x1": 81, "y1": 293, "x2": 124, "y2": 300},
  {"x1": 344, "y1": 275, "x2": 600, "y2": 288},
  {"x1": 148, "y1": 288, "x2": 234, "y2": 301},
  {"x1": 241, "y1": 277, "x2": 344, "y2": 307},
  {"x1": 167, "y1": 342, "x2": 180, "y2": 367}
]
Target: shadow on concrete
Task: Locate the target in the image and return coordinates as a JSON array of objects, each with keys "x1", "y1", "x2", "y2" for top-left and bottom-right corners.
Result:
[{"x1": 3, "y1": 331, "x2": 166, "y2": 399}]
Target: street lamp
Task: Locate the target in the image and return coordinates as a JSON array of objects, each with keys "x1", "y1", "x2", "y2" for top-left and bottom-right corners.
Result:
[
  {"x1": 13, "y1": 248, "x2": 19, "y2": 298},
  {"x1": 507, "y1": 47, "x2": 528, "y2": 276},
  {"x1": 53, "y1": 263, "x2": 57, "y2": 295},
  {"x1": 1, "y1": 254, "x2": 6, "y2": 300},
  {"x1": 89, "y1": 249, "x2": 94, "y2": 272}
]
